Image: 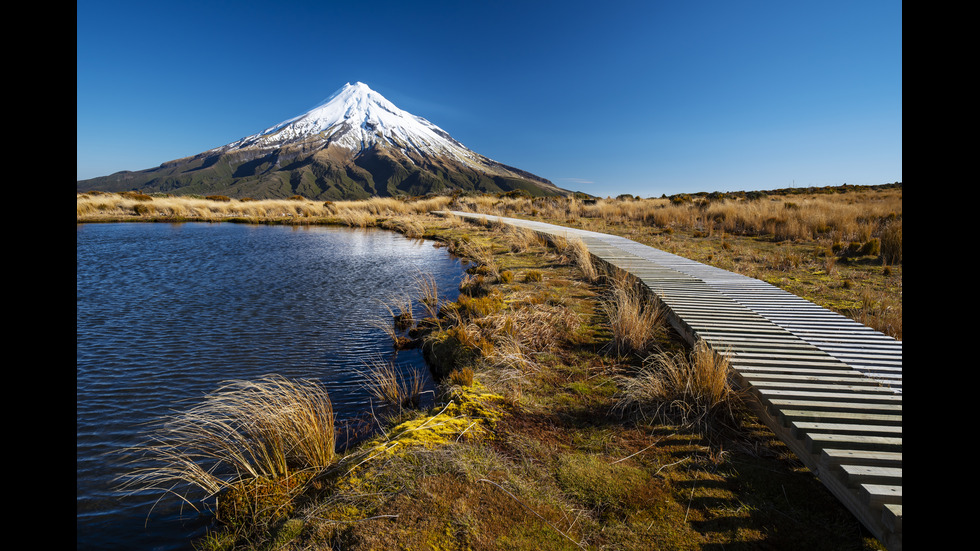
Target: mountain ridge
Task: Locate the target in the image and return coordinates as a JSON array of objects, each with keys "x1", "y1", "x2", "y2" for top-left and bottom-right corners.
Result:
[{"x1": 77, "y1": 82, "x2": 570, "y2": 200}]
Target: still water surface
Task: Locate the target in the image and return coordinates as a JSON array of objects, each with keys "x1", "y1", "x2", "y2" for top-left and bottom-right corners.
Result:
[{"x1": 77, "y1": 222, "x2": 466, "y2": 550}]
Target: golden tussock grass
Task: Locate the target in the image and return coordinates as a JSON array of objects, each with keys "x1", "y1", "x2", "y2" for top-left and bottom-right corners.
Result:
[
  {"x1": 359, "y1": 359, "x2": 428, "y2": 411},
  {"x1": 451, "y1": 187, "x2": 901, "y2": 246},
  {"x1": 880, "y1": 218, "x2": 902, "y2": 265},
  {"x1": 563, "y1": 236, "x2": 599, "y2": 282},
  {"x1": 413, "y1": 271, "x2": 442, "y2": 319},
  {"x1": 504, "y1": 225, "x2": 544, "y2": 253},
  {"x1": 380, "y1": 215, "x2": 427, "y2": 238},
  {"x1": 76, "y1": 192, "x2": 453, "y2": 223},
  {"x1": 615, "y1": 340, "x2": 742, "y2": 426},
  {"x1": 450, "y1": 186, "x2": 902, "y2": 340},
  {"x1": 852, "y1": 288, "x2": 903, "y2": 341},
  {"x1": 457, "y1": 238, "x2": 501, "y2": 279},
  {"x1": 461, "y1": 301, "x2": 584, "y2": 379},
  {"x1": 602, "y1": 272, "x2": 665, "y2": 357},
  {"x1": 116, "y1": 375, "x2": 336, "y2": 509},
  {"x1": 372, "y1": 292, "x2": 415, "y2": 349}
]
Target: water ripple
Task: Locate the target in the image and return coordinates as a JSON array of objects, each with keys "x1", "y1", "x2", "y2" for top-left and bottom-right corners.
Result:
[{"x1": 77, "y1": 223, "x2": 464, "y2": 551}]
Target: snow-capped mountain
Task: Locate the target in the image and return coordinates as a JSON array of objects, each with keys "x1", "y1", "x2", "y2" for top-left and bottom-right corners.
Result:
[
  {"x1": 77, "y1": 82, "x2": 570, "y2": 200},
  {"x1": 227, "y1": 82, "x2": 473, "y2": 161}
]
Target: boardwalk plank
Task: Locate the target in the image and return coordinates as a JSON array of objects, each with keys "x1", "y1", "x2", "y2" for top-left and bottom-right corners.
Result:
[
  {"x1": 862, "y1": 484, "x2": 902, "y2": 508},
  {"x1": 791, "y1": 421, "x2": 901, "y2": 439},
  {"x1": 778, "y1": 409, "x2": 902, "y2": 426},
  {"x1": 805, "y1": 432, "x2": 902, "y2": 453},
  {"x1": 840, "y1": 465, "x2": 903, "y2": 487}
]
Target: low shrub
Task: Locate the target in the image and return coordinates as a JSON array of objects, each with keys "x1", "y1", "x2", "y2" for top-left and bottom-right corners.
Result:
[{"x1": 860, "y1": 238, "x2": 880, "y2": 256}]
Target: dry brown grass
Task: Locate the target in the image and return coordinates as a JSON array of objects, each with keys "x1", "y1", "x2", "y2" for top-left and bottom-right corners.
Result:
[
  {"x1": 851, "y1": 288, "x2": 903, "y2": 341},
  {"x1": 116, "y1": 375, "x2": 336, "y2": 509},
  {"x1": 76, "y1": 192, "x2": 453, "y2": 223},
  {"x1": 564, "y1": 236, "x2": 599, "y2": 283},
  {"x1": 380, "y1": 215, "x2": 427, "y2": 238},
  {"x1": 879, "y1": 218, "x2": 902, "y2": 265},
  {"x1": 359, "y1": 359, "x2": 428, "y2": 410},
  {"x1": 449, "y1": 186, "x2": 902, "y2": 340},
  {"x1": 413, "y1": 271, "x2": 442, "y2": 319},
  {"x1": 456, "y1": 238, "x2": 501, "y2": 279},
  {"x1": 602, "y1": 272, "x2": 665, "y2": 357},
  {"x1": 615, "y1": 340, "x2": 742, "y2": 426},
  {"x1": 503, "y1": 225, "x2": 544, "y2": 253},
  {"x1": 451, "y1": 187, "x2": 901, "y2": 247},
  {"x1": 475, "y1": 302, "x2": 584, "y2": 374}
]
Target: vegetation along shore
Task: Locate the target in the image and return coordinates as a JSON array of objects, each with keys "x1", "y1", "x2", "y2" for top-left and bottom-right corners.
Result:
[{"x1": 79, "y1": 183, "x2": 900, "y2": 550}]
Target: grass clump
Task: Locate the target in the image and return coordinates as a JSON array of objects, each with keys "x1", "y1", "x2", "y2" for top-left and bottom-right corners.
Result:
[
  {"x1": 413, "y1": 271, "x2": 441, "y2": 314},
  {"x1": 457, "y1": 291, "x2": 506, "y2": 318},
  {"x1": 615, "y1": 340, "x2": 743, "y2": 427},
  {"x1": 505, "y1": 225, "x2": 544, "y2": 253},
  {"x1": 116, "y1": 375, "x2": 336, "y2": 521},
  {"x1": 880, "y1": 219, "x2": 902, "y2": 264},
  {"x1": 458, "y1": 238, "x2": 500, "y2": 279},
  {"x1": 551, "y1": 235, "x2": 599, "y2": 283},
  {"x1": 568, "y1": 237, "x2": 599, "y2": 283},
  {"x1": 372, "y1": 270, "x2": 446, "y2": 350},
  {"x1": 359, "y1": 359, "x2": 428, "y2": 410},
  {"x1": 424, "y1": 323, "x2": 495, "y2": 379},
  {"x1": 524, "y1": 269, "x2": 543, "y2": 283},
  {"x1": 372, "y1": 293, "x2": 417, "y2": 349},
  {"x1": 602, "y1": 272, "x2": 665, "y2": 357},
  {"x1": 447, "y1": 367, "x2": 475, "y2": 387},
  {"x1": 120, "y1": 191, "x2": 154, "y2": 202},
  {"x1": 381, "y1": 215, "x2": 428, "y2": 239}
]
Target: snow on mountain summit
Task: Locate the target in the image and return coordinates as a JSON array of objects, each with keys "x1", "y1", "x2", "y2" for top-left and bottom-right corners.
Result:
[{"x1": 224, "y1": 82, "x2": 479, "y2": 165}]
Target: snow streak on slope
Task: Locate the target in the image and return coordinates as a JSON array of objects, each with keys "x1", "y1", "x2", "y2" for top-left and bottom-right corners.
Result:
[{"x1": 223, "y1": 82, "x2": 485, "y2": 166}]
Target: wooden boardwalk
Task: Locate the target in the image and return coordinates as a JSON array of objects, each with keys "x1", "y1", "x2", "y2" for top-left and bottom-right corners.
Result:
[{"x1": 444, "y1": 211, "x2": 902, "y2": 551}]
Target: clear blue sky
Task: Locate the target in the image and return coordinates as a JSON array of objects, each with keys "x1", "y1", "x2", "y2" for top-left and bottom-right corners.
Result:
[{"x1": 77, "y1": 0, "x2": 902, "y2": 197}]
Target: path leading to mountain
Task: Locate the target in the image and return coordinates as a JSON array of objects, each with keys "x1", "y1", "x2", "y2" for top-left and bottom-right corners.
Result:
[{"x1": 443, "y1": 211, "x2": 902, "y2": 551}]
